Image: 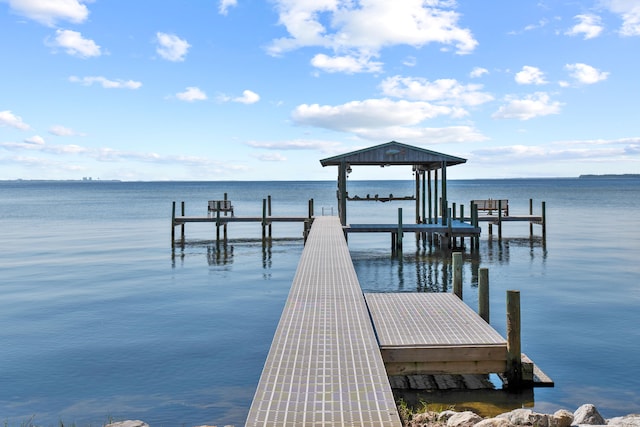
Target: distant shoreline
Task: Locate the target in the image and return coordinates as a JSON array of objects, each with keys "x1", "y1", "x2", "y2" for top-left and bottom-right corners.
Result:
[
  {"x1": 578, "y1": 174, "x2": 640, "y2": 179},
  {"x1": 1, "y1": 175, "x2": 639, "y2": 183}
]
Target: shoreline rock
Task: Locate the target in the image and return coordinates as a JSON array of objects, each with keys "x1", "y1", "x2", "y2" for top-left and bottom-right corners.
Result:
[
  {"x1": 105, "y1": 404, "x2": 640, "y2": 427},
  {"x1": 400, "y1": 404, "x2": 640, "y2": 427}
]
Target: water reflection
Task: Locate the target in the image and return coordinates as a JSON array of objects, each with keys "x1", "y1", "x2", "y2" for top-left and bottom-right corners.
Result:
[
  {"x1": 354, "y1": 234, "x2": 547, "y2": 294},
  {"x1": 485, "y1": 236, "x2": 548, "y2": 264}
]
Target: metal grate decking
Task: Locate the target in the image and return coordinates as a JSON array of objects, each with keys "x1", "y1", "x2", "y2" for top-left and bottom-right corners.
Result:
[
  {"x1": 245, "y1": 217, "x2": 401, "y2": 427},
  {"x1": 365, "y1": 293, "x2": 508, "y2": 376}
]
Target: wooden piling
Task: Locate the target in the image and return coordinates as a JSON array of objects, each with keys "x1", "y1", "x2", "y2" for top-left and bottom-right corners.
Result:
[
  {"x1": 216, "y1": 201, "x2": 221, "y2": 243},
  {"x1": 459, "y1": 204, "x2": 465, "y2": 248},
  {"x1": 542, "y1": 201, "x2": 547, "y2": 240},
  {"x1": 529, "y1": 199, "x2": 533, "y2": 237},
  {"x1": 268, "y1": 195, "x2": 272, "y2": 238},
  {"x1": 452, "y1": 252, "x2": 462, "y2": 299},
  {"x1": 180, "y1": 201, "x2": 185, "y2": 242},
  {"x1": 262, "y1": 198, "x2": 267, "y2": 240},
  {"x1": 171, "y1": 201, "x2": 176, "y2": 246},
  {"x1": 506, "y1": 290, "x2": 522, "y2": 388},
  {"x1": 397, "y1": 207, "x2": 403, "y2": 252},
  {"x1": 479, "y1": 268, "x2": 489, "y2": 323},
  {"x1": 498, "y1": 199, "x2": 503, "y2": 240}
]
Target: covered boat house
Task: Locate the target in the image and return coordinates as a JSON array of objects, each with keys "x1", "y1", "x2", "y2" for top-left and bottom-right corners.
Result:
[{"x1": 320, "y1": 141, "x2": 467, "y2": 227}]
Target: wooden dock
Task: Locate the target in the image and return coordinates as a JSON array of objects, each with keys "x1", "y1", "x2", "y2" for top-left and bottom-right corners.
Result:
[
  {"x1": 245, "y1": 216, "x2": 552, "y2": 426},
  {"x1": 171, "y1": 199, "x2": 313, "y2": 245},
  {"x1": 365, "y1": 293, "x2": 507, "y2": 376},
  {"x1": 245, "y1": 216, "x2": 402, "y2": 426}
]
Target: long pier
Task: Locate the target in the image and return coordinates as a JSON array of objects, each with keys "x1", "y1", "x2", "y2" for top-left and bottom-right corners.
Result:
[
  {"x1": 245, "y1": 216, "x2": 402, "y2": 426},
  {"x1": 245, "y1": 216, "x2": 552, "y2": 426}
]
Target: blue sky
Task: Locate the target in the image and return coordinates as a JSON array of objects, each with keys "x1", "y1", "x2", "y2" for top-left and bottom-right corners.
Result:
[{"x1": 1, "y1": 0, "x2": 639, "y2": 181}]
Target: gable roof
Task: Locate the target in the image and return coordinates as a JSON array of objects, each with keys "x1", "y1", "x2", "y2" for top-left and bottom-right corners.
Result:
[{"x1": 319, "y1": 141, "x2": 466, "y2": 170}]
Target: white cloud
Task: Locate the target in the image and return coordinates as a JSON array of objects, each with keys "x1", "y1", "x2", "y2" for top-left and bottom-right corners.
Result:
[
  {"x1": 492, "y1": 92, "x2": 562, "y2": 120},
  {"x1": 268, "y1": 0, "x2": 477, "y2": 73},
  {"x1": 471, "y1": 137, "x2": 640, "y2": 166},
  {"x1": 24, "y1": 135, "x2": 45, "y2": 145},
  {"x1": 156, "y1": 32, "x2": 190, "y2": 62},
  {"x1": 255, "y1": 153, "x2": 288, "y2": 162},
  {"x1": 234, "y1": 90, "x2": 260, "y2": 104},
  {"x1": 5, "y1": 0, "x2": 89, "y2": 26},
  {"x1": 515, "y1": 66, "x2": 547, "y2": 85},
  {"x1": 403, "y1": 56, "x2": 417, "y2": 67},
  {"x1": 246, "y1": 140, "x2": 343, "y2": 152},
  {"x1": 49, "y1": 125, "x2": 84, "y2": 136},
  {"x1": 292, "y1": 98, "x2": 455, "y2": 132},
  {"x1": 69, "y1": 76, "x2": 142, "y2": 89},
  {"x1": 379, "y1": 75, "x2": 494, "y2": 106},
  {"x1": 470, "y1": 67, "x2": 488, "y2": 78},
  {"x1": 566, "y1": 14, "x2": 604, "y2": 39},
  {"x1": 602, "y1": 0, "x2": 640, "y2": 36},
  {"x1": 311, "y1": 53, "x2": 383, "y2": 74},
  {"x1": 354, "y1": 125, "x2": 488, "y2": 144},
  {"x1": 51, "y1": 29, "x2": 101, "y2": 58},
  {"x1": 176, "y1": 87, "x2": 208, "y2": 102},
  {"x1": 219, "y1": 0, "x2": 237, "y2": 15},
  {"x1": 0, "y1": 110, "x2": 31, "y2": 130},
  {"x1": 565, "y1": 63, "x2": 609, "y2": 84}
]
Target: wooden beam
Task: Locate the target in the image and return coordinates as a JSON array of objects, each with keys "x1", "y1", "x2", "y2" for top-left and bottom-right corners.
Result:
[
  {"x1": 381, "y1": 345, "x2": 506, "y2": 363},
  {"x1": 384, "y1": 360, "x2": 507, "y2": 376}
]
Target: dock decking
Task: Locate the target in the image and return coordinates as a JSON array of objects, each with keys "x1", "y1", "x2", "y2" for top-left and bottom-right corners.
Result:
[
  {"x1": 365, "y1": 293, "x2": 507, "y2": 376},
  {"x1": 245, "y1": 216, "x2": 402, "y2": 426},
  {"x1": 245, "y1": 215, "x2": 552, "y2": 425}
]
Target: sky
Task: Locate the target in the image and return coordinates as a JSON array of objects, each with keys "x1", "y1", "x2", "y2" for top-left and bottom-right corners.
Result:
[{"x1": 1, "y1": 0, "x2": 639, "y2": 181}]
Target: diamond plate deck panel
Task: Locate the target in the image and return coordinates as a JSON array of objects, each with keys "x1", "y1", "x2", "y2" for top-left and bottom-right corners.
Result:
[
  {"x1": 245, "y1": 217, "x2": 401, "y2": 427},
  {"x1": 365, "y1": 293, "x2": 506, "y2": 347}
]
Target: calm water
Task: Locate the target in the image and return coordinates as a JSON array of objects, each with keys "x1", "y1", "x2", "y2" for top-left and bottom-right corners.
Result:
[{"x1": 1, "y1": 178, "x2": 639, "y2": 426}]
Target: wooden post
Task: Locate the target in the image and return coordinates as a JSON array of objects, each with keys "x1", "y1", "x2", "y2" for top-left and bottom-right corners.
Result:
[
  {"x1": 427, "y1": 170, "x2": 433, "y2": 224},
  {"x1": 180, "y1": 201, "x2": 185, "y2": 242},
  {"x1": 216, "y1": 201, "x2": 221, "y2": 243},
  {"x1": 421, "y1": 170, "x2": 426, "y2": 223},
  {"x1": 397, "y1": 207, "x2": 403, "y2": 252},
  {"x1": 506, "y1": 290, "x2": 522, "y2": 388},
  {"x1": 498, "y1": 199, "x2": 503, "y2": 240},
  {"x1": 542, "y1": 201, "x2": 547, "y2": 240},
  {"x1": 268, "y1": 195, "x2": 272, "y2": 238},
  {"x1": 479, "y1": 268, "x2": 489, "y2": 322},
  {"x1": 262, "y1": 198, "x2": 267, "y2": 240},
  {"x1": 472, "y1": 203, "x2": 480, "y2": 249},
  {"x1": 308, "y1": 198, "x2": 314, "y2": 218},
  {"x1": 447, "y1": 207, "x2": 452, "y2": 249},
  {"x1": 452, "y1": 252, "x2": 462, "y2": 299},
  {"x1": 434, "y1": 170, "x2": 438, "y2": 224},
  {"x1": 441, "y1": 161, "x2": 447, "y2": 222},
  {"x1": 171, "y1": 201, "x2": 176, "y2": 246},
  {"x1": 215, "y1": 201, "x2": 221, "y2": 243},
  {"x1": 529, "y1": 199, "x2": 533, "y2": 237},
  {"x1": 459, "y1": 204, "x2": 465, "y2": 248},
  {"x1": 338, "y1": 161, "x2": 348, "y2": 226},
  {"x1": 415, "y1": 167, "x2": 421, "y2": 224}
]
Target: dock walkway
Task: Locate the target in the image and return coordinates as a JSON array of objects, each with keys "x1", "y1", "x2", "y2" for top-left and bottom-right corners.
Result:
[{"x1": 245, "y1": 216, "x2": 402, "y2": 426}]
